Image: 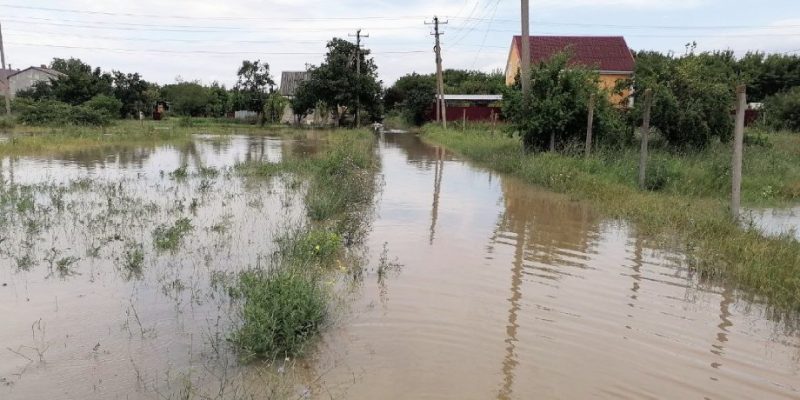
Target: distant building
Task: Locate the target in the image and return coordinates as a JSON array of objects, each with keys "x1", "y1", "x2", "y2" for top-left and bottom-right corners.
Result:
[
  {"x1": 0, "y1": 68, "x2": 19, "y2": 97},
  {"x1": 279, "y1": 71, "x2": 313, "y2": 124},
  {"x1": 427, "y1": 94, "x2": 503, "y2": 123},
  {"x1": 279, "y1": 71, "x2": 310, "y2": 99},
  {"x1": 505, "y1": 36, "x2": 635, "y2": 105},
  {"x1": 6, "y1": 65, "x2": 65, "y2": 99}
]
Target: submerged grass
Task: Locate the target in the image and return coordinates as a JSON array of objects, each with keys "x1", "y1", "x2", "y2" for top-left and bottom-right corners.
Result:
[
  {"x1": 0, "y1": 119, "x2": 285, "y2": 157},
  {"x1": 422, "y1": 125, "x2": 800, "y2": 312},
  {"x1": 152, "y1": 217, "x2": 193, "y2": 251},
  {"x1": 230, "y1": 130, "x2": 380, "y2": 361}
]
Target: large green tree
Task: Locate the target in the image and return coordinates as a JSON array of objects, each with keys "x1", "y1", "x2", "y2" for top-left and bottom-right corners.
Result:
[
  {"x1": 161, "y1": 81, "x2": 211, "y2": 116},
  {"x1": 293, "y1": 38, "x2": 382, "y2": 126},
  {"x1": 49, "y1": 58, "x2": 113, "y2": 105},
  {"x1": 112, "y1": 71, "x2": 151, "y2": 118},
  {"x1": 386, "y1": 69, "x2": 504, "y2": 126},
  {"x1": 233, "y1": 60, "x2": 274, "y2": 113},
  {"x1": 633, "y1": 50, "x2": 736, "y2": 149}
]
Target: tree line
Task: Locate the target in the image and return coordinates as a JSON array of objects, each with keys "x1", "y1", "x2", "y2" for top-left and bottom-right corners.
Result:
[{"x1": 500, "y1": 48, "x2": 800, "y2": 152}]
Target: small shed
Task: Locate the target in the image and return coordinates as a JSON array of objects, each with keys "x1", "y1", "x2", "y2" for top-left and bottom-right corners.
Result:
[{"x1": 427, "y1": 94, "x2": 503, "y2": 122}]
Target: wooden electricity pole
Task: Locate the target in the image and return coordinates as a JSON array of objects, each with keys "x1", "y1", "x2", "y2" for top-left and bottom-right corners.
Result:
[
  {"x1": 585, "y1": 93, "x2": 595, "y2": 157},
  {"x1": 638, "y1": 88, "x2": 654, "y2": 189},
  {"x1": 427, "y1": 16, "x2": 448, "y2": 129},
  {"x1": 0, "y1": 21, "x2": 11, "y2": 116},
  {"x1": 349, "y1": 29, "x2": 368, "y2": 128},
  {"x1": 732, "y1": 84, "x2": 747, "y2": 219},
  {"x1": 520, "y1": 0, "x2": 531, "y2": 95}
]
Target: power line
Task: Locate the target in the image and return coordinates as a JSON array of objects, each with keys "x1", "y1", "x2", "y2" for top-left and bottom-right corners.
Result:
[
  {"x1": 447, "y1": 16, "x2": 800, "y2": 31},
  {"x1": 0, "y1": 3, "x2": 427, "y2": 21},
  {"x1": 1, "y1": 17, "x2": 430, "y2": 33},
  {"x1": 6, "y1": 41, "x2": 428, "y2": 56},
  {"x1": 471, "y1": 0, "x2": 501, "y2": 68}
]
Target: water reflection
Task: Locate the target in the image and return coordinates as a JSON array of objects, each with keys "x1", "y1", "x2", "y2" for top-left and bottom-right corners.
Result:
[{"x1": 309, "y1": 132, "x2": 800, "y2": 399}]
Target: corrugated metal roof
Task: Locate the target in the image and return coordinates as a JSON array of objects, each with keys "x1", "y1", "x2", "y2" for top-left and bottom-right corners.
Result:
[
  {"x1": 512, "y1": 36, "x2": 635, "y2": 73},
  {"x1": 279, "y1": 71, "x2": 310, "y2": 97}
]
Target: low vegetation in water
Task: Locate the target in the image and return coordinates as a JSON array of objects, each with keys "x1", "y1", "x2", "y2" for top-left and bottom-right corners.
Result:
[
  {"x1": 0, "y1": 119, "x2": 286, "y2": 157},
  {"x1": 230, "y1": 268, "x2": 327, "y2": 361},
  {"x1": 229, "y1": 130, "x2": 380, "y2": 361},
  {"x1": 423, "y1": 125, "x2": 800, "y2": 312},
  {"x1": 152, "y1": 217, "x2": 193, "y2": 251}
]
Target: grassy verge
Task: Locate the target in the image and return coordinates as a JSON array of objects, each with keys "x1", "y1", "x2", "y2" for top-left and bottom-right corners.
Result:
[
  {"x1": 230, "y1": 130, "x2": 379, "y2": 361},
  {"x1": 422, "y1": 125, "x2": 800, "y2": 312}
]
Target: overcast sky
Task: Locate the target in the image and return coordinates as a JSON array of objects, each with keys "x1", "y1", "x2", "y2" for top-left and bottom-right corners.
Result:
[{"x1": 2, "y1": 0, "x2": 799, "y2": 87}]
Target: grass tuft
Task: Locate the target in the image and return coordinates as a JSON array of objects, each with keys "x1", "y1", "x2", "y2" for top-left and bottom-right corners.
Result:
[{"x1": 231, "y1": 268, "x2": 327, "y2": 361}]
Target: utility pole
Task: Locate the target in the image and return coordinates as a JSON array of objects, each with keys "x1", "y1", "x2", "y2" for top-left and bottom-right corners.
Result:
[
  {"x1": 520, "y1": 0, "x2": 531, "y2": 95},
  {"x1": 349, "y1": 29, "x2": 368, "y2": 128},
  {"x1": 732, "y1": 84, "x2": 747, "y2": 219},
  {"x1": 0, "y1": 21, "x2": 11, "y2": 116},
  {"x1": 427, "y1": 16, "x2": 448, "y2": 129}
]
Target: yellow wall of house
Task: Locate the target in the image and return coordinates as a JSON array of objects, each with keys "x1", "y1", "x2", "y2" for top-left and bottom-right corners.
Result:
[
  {"x1": 599, "y1": 73, "x2": 632, "y2": 105},
  {"x1": 505, "y1": 44, "x2": 521, "y2": 86}
]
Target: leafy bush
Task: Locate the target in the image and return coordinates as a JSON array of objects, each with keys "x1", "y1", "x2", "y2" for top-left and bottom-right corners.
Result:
[
  {"x1": 83, "y1": 94, "x2": 122, "y2": 118},
  {"x1": 503, "y1": 51, "x2": 631, "y2": 150},
  {"x1": 14, "y1": 99, "x2": 111, "y2": 126},
  {"x1": 232, "y1": 269, "x2": 326, "y2": 360},
  {"x1": 633, "y1": 51, "x2": 736, "y2": 149},
  {"x1": 762, "y1": 87, "x2": 800, "y2": 131},
  {"x1": 263, "y1": 92, "x2": 288, "y2": 124}
]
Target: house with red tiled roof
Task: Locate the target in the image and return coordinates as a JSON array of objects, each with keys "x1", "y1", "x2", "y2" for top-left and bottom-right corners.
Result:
[{"x1": 505, "y1": 36, "x2": 635, "y2": 104}]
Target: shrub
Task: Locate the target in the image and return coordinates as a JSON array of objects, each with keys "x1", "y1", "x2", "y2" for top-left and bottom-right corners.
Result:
[
  {"x1": 15, "y1": 99, "x2": 111, "y2": 126},
  {"x1": 83, "y1": 94, "x2": 122, "y2": 118},
  {"x1": 0, "y1": 116, "x2": 15, "y2": 130},
  {"x1": 633, "y1": 51, "x2": 736, "y2": 149},
  {"x1": 503, "y1": 51, "x2": 631, "y2": 150},
  {"x1": 762, "y1": 87, "x2": 800, "y2": 131},
  {"x1": 644, "y1": 158, "x2": 680, "y2": 191},
  {"x1": 231, "y1": 269, "x2": 326, "y2": 360}
]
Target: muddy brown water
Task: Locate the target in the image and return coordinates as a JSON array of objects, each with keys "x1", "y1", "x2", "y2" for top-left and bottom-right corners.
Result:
[{"x1": 0, "y1": 132, "x2": 798, "y2": 399}]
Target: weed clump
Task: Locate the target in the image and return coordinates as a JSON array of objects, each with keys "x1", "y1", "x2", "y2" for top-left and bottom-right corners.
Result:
[
  {"x1": 152, "y1": 217, "x2": 193, "y2": 251},
  {"x1": 277, "y1": 228, "x2": 342, "y2": 266},
  {"x1": 231, "y1": 269, "x2": 326, "y2": 361}
]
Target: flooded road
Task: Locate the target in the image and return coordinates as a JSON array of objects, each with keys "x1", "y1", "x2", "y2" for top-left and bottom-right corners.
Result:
[
  {"x1": 0, "y1": 132, "x2": 798, "y2": 399},
  {"x1": 313, "y1": 133, "x2": 800, "y2": 399}
]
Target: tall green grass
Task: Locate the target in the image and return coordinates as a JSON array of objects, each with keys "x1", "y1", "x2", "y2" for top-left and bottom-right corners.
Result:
[{"x1": 422, "y1": 125, "x2": 800, "y2": 312}]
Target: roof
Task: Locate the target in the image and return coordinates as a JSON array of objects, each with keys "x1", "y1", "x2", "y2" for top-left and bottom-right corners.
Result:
[
  {"x1": 9, "y1": 66, "x2": 66, "y2": 79},
  {"x1": 0, "y1": 68, "x2": 19, "y2": 82},
  {"x1": 442, "y1": 94, "x2": 503, "y2": 101},
  {"x1": 279, "y1": 71, "x2": 310, "y2": 97},
  {"x1": 512, "y1": 36, "x2": 635, "y2": 73}
]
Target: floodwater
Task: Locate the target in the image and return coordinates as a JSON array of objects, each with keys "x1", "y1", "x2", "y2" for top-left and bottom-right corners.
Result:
[
  {"x1": 1, "y1": 132, "x2": 799, "y2": 399},
  {"x1": 748, "y1": 206, "x2": 800, "y2": 241}
]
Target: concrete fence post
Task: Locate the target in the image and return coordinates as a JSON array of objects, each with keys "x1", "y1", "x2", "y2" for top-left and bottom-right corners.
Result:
[
  {"x1": 732, "y1": 84, "x2": 747, "y2": 219},
  {"x1": 638, "y1": 88, "x2": 654, "y2": 189}
]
